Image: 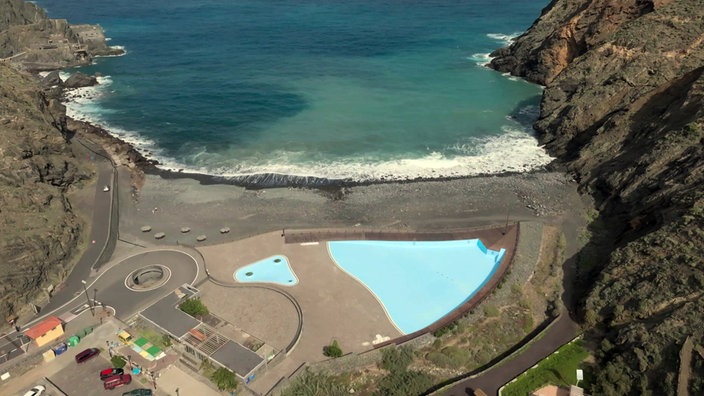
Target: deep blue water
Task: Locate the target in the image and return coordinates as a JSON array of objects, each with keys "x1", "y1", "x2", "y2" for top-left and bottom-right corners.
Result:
[{"x1": 37, "y1": 0, "x2": 550, "y2": 183}]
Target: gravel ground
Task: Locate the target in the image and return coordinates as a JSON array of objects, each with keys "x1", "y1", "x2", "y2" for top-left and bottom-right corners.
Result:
[{"x1": 115, "y1": 169, "x2": 586, "y2": 249}]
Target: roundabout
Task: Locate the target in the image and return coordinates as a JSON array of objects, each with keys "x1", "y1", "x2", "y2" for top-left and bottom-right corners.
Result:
[
  {"x1": 87, "y1": 248, "x2": 203, "y2": 320},
  {"x1": 125, "y1": 264, "x2": 172, "y2": 292}
]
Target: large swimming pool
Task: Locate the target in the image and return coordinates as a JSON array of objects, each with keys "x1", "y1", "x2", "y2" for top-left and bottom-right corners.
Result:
[{"x1": 328, "y1": 239, "x2": 504, "y2": 334}]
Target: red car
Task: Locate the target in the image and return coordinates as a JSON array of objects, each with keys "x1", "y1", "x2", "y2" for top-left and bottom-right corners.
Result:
[
  {"x1": 100, "y1": 368, "x2": 125, "y2": 380},
  {"x1": 74, "y1": 348, "x2": 100, "y2": 364},
  {"x1": 104, "y1": 374, "x2": 132, "y2": 390}
]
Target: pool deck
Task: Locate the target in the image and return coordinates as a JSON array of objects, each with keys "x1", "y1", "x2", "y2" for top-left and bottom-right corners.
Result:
[{"x1": 197, "y1": 224, "x2": 518, "y2": 394}]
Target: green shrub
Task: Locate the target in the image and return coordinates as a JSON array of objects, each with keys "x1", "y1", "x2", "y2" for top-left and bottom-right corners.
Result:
[
  {"x1": 281, "y1": 370, "x2": 347, "y2": 396},
  {"x1": 111, "y1": 355, "x2": 126, "y2": 368},
  {"x1": 432, "y1": 321, "x2": 458, "y2": 337},
  {"x1": 483, "y1": 304, "x2": 500, "y2": 317},
  {"x1": 210, "y1": 367, "x2": 238, "y2": 391},
  {"x1": 323, "y1": 339, "x2": 343, "y2": 358},
  {"x1": 373, "y1": 369, "x2": 434, "y2": 396},
  {"x1": 179, "y1": 298, "x2": 209, "y2": 318},
  {"x1": 380, "y1": 346, "x2": 414, "y2": 372}
]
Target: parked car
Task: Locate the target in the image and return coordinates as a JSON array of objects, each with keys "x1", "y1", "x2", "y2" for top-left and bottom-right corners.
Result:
[
  {"x1": 23, "y1": 385, "x2": 45, "y2": 396},
  {"x1": 100, "y1": 367, "x2": 125, "y2": 380},
  {"x1": 103, "y1": 374, "x2": 132, "y2": 390},
  {"x1": 74, "y1": 347, "x2": 100, "y2": 364},
  {"x1": 122, "y1": 389, "x2": 153, "y2": 396}
]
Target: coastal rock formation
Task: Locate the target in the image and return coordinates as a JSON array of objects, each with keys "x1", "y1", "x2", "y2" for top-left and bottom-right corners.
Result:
[
  {"x1": 0, "y1": 0, "x2": 123, "y2": 322},
  {"x1": 492, "y1": 0, "x2": 703, "y2": 393},
  {"x1": 0, "y1": 63, "x2": 93, "y2": 320},
  {"x1": 63, "y1": 71, "x2": 98, "y2": 89},
  {"x1": 0, "y1": 0, "x2": 123, "y2": 71}
]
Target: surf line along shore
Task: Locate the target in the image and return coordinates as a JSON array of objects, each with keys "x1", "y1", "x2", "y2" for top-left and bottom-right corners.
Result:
[{"x1": 62, "y1": 119, "x2": 582, "y2": 246}]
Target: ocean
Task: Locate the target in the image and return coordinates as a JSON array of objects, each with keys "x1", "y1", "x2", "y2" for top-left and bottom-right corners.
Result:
[{"x1": 37, "y1": 0, "x2": 550, "y2": 185}]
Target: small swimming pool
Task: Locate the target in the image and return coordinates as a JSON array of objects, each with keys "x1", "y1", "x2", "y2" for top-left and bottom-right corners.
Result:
[
  {"x1": 234, "y1": 255, "x2": 298, "y2": 286},
  {"x1": 328, "y1": 239, "x2": 504, "y2": 334}
]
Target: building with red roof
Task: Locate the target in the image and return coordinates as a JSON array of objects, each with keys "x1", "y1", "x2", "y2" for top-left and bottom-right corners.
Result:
[{"x1": 24, "y1": 316, "x2": 64, "y2": 347}]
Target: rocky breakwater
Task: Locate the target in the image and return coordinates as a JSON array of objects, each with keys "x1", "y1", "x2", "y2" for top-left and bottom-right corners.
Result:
[
  {"x1": 491, "y1": 0, "x2": 703, "y2": 393},
  {"x1": 0, "y1": 63, "x2": 94, "y2": 322},
  {"x1": 0, "y1": 0, "x2": 123, "y2": 72}
]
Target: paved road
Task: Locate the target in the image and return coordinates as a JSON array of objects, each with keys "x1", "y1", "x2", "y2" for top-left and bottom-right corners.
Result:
[
  {"x1": 441, "y1": 313, "x2": 579, "y2": 395},
  {"x1": 39, "y1": 140, "x2": 116, "y2": 318},
  {"x1": 91, "y1": 249, "x2": 200, "y2": 319},
  {"x1": 0, "y1": 140, "x2": 114, "y2": 363}
]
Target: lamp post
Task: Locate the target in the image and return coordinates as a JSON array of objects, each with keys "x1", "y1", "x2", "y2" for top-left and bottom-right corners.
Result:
[
  {"x1": 81, "y1": 280, "x2": 95, "y2": 316},
  {"x1": 127, "y1": 354, "x2": 132, "y2": 370}
]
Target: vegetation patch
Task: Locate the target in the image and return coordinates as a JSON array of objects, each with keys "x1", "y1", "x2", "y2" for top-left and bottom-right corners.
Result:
[
  {"x1": 323, "y1": 339, "x2": 343, "y2": 358},
  {"x1": 179, "y1": 297, "x2": 209, "y2": 318},
  {"x1": 111, "y1": 355, "x2": 127, "y2": 369},
  {"x1": 211, "y1": 367, "x2": 238, "y2": 392},
  {"x1": 502, "y1": 339, "x2": 590, "y2": 396}
]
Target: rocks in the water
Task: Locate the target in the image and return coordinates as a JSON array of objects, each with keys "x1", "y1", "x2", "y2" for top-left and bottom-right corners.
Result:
[{"x1": 64, "y1": 72, "x2": 98, "y2": 89}]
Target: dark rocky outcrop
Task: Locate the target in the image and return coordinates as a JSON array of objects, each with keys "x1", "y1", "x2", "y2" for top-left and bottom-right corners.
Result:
[
  {"x1": 63, "y1": 71, "x2": 98, "y2": 89},
  {"x1": 40, "y1": 70, "x2": 62, "y2": 87},
  {"x1": 491, "y1": 0, "x2": 703, "y2": 393}
]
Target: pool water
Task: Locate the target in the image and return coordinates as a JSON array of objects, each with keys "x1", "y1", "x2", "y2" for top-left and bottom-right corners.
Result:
[
  {"x1": 328, "y1": 239, "x2": 504, "y2": 334},
  {"x1": 234, "y1": 255, "x2": 298, "y2": 286}
]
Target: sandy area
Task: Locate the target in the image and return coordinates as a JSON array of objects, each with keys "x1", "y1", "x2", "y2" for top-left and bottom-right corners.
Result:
[{"x1": 115, "y1": 168, "x2": 588, "y2": 249}]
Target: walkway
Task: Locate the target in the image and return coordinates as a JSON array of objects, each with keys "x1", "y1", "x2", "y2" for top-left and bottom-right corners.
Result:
[{"x1": 440, "y1": 312, "x2": 578, "y2": 395}]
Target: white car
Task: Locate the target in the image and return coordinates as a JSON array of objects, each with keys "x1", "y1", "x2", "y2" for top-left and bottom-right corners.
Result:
[
  {"x1": 103, "y1": 185, "x2": 110, "y2": 192},
  {"x1": 23, "y1": 385, "x2": 45, "y2": 396}
]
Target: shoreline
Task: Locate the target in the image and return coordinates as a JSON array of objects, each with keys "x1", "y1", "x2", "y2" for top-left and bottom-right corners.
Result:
[{"x1": 67, "y1": 114, "x2": 565, "y2": 192}]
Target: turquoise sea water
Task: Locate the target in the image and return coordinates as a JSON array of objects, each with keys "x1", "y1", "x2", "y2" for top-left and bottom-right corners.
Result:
[
  {"x1": 37, "y1": 0, "x2": 549, "y2": 184},
  {"x1": 328, "y1": 239, "x2": 504, "y2": 334}
]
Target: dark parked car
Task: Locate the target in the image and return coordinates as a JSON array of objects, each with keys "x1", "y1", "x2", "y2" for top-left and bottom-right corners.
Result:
[
  {"x1": 122, "y1": 389, "x2": 153, "y2": 396},
  {"x1": 100, "y1": 367, "x2": 125, "y2": 380},
  {"x1": 74, "y1": 348, "x2": 100, "y2": 364},
  {"x1": 103, "y1": 374, "x2": 132, "y2": 390}
]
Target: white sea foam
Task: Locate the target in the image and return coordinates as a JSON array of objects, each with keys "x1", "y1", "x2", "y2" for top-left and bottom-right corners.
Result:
[
  {"x1": 468, "y1": 52, "x2": 493, "y2": 67},
  {"x1": 58, "y1": 73, "x2": 552, "y2": 183},
  {"x1": 486, "y1": 32, "x2": 521, "y2": 46},
  {"x1": 61, "y1": 77, "x2": 170, "y2": 165},
  {"x1": 149, "y1": 124, "x2": 553, "y2": 182},
  {"x1": 95, "y1": 45, "x2": 127, "y2": 57}
]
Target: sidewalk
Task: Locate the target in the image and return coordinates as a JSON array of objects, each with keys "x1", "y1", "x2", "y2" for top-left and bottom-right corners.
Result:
[{"x1": 156, "y1": 365, "x2": 221, "y2": 396}]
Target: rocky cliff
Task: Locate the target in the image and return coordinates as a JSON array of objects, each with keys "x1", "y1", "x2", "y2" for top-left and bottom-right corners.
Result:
[
  {"x1": 0, "y1": 63, "x2": 94, "y2": 322},
  {"x1": 0, "y1": 0, "x2": 110, "y2": 323},
  {"x1": 491, "y1": 0, "x2": 703, "y2": 393},
  {"x1": 0, "y1": 0, "x2": 122, "y2": 71}
]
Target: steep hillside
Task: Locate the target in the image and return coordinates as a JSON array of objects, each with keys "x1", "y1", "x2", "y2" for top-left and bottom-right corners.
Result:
[
  {"x1": 491, "y1": 0, "x2": 703, "y2": 393},
  {"x1": 0, "y1": 63, "x2": 94, "y2": 321},
  {"x1": 0, "y1": 0, "x2": 122, "y2": 71}
]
